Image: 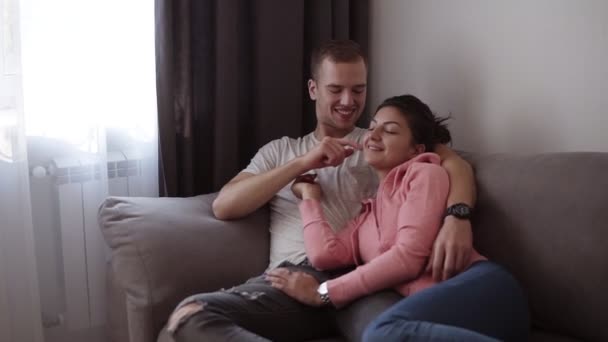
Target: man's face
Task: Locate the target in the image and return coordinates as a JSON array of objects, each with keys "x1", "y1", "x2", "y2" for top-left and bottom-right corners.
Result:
[{"x1": 308, "y1": 58, "x2": 367, "y2": 137}]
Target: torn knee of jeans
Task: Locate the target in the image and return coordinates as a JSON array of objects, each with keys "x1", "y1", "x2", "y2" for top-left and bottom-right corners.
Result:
[
  {"x1": 166, "y1": 289, "x2": 266, "y2": 334},
  {"x1": 220, "y1": 287, "x2": 265, "y2": 300},
  {"x1": 167, "y1": 301, "x2": 206, "y2": 334},
  {"x1": 220, "y1": 286, "x2": 237, "y2": 293}
]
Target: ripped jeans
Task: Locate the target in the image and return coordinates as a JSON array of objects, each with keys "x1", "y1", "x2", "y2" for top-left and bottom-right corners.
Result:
[{"x1": 167, "y1": 261, "x2": 344, "y2": 342}]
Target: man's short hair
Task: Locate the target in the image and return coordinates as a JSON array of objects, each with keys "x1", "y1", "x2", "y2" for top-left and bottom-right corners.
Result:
[{"x1": 310, "y1": 40, "x2": 367, "y2": 80}]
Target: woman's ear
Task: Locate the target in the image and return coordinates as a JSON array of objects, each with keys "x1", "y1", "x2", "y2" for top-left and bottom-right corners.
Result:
[{"x1": 414, "y1": 144, "x2": 426, "y2": 155}]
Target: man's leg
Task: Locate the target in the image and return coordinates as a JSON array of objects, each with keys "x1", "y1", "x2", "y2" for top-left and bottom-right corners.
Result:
[
  {"x1": 170, "y1": 265, "x2": 336, "y2": 342},
  {"x1": 363, "y1": 261, "x2": 530, "y2": 342}
]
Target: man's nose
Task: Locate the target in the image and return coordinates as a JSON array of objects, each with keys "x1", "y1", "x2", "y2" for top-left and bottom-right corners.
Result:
[{"x1": 339, "y1": 91, "x2": 354, "y2": 106}]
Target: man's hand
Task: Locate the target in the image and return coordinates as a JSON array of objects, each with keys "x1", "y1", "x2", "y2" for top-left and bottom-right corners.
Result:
[
  {"x1": 426, "y1": 216, "x2": 473, "y2": 281},
  {"x1": 291, "y1": 174, "x2": 322, "y2": 200},
  {"x1": 265, "y1": 268, "x2": 323, "y2": 307},
  {"x1": 299, "y1": 137, "x2": 361, "y2": 170}
]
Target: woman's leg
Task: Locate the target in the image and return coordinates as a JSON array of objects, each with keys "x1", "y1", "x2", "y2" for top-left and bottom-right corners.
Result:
[{"x1": 363, "y1": 261, "x2": 529, "y2": 342}]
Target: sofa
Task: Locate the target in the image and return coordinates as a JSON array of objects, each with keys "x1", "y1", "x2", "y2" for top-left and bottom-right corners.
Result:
[{"x1": 98, "y1": 152, "x2": 608, "y2": 342}]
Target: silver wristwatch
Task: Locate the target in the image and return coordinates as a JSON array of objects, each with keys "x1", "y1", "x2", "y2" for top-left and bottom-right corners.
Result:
[{"x1": 317, "y1": 281, "x2": 331, "y2": 306}]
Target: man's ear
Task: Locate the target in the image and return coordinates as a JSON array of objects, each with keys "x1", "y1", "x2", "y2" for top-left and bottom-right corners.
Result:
[{"x1": 308, "y1": 79, "x2": 317, "y2": 100}]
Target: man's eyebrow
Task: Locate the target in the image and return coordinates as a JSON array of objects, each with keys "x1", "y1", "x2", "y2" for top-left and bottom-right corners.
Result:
[{"x1": 326, "y1": 83, "x2": 367, "y2": 88}]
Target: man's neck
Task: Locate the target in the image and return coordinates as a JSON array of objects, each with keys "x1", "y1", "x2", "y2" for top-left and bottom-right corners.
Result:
[{"x1": 313, "y1": 125, "x2": 356, "y2": 140}]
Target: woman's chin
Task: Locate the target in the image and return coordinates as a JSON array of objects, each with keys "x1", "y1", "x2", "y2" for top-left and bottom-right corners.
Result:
[{"x1": 364, "y1": 155, "x2": 380, "y2": 168}]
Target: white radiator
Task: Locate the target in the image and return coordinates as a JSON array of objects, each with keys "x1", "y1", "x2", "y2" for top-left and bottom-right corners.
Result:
[{"x1": 49, "y1": 150, "x2": 155, "y2": 331}]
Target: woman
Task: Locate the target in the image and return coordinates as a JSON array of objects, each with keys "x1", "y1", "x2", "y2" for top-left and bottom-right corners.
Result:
[{"x1": 266, "y1": 95, "x2": 529, "y2": 341}]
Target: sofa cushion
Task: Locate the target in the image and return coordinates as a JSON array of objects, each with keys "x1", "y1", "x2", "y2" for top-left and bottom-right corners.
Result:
[
  {"x1": 157, "y1": 326, "x2": 346, "y2": 342},
  {"x1": 465, "y1": 152, "x2": 608, "y2": 341}
]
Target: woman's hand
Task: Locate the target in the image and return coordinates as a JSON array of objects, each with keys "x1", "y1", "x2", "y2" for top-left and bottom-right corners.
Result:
[
  {"x1": 291, "y1": 174, "x2": 322, "y2": 200},
  {"x1": 265, "y1": 268, "x2": 324, "y2": 307}
]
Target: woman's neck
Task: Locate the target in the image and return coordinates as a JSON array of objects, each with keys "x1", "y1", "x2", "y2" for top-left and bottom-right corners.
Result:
[{"x1": 375, "y1": 169, "x2": 388, "y2": 183}]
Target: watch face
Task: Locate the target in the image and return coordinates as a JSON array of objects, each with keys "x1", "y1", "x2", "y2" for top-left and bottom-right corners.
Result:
[
  {"x1": 456, "y1": 206, "x2": 469, "y2": 216},
  {"x1": 449, "y1": 204, "x2": 472, "y2": 218},
  {"x1": 318, "y1": 281, "x2": 328, "y2": 295}
]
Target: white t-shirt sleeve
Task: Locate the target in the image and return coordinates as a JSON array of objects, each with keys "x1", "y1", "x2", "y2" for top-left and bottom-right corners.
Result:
[{"x1": 242, "y1": 139, "x2": 283, "y2": 175}]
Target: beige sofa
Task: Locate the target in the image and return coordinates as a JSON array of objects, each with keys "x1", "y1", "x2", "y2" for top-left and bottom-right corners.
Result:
[{"x1": 99, "y1": 152, "x2": 608, "y2": 342}]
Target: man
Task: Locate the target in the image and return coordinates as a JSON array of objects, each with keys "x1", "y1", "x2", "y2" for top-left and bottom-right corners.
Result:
[{"x1": 167, "y1": 40, "x2": 476, "y2": 341}]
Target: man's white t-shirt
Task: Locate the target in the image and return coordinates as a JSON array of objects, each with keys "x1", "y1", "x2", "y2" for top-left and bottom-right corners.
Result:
[{"x1": 243, "y1": 127, "x2": 379, "y2": 269}]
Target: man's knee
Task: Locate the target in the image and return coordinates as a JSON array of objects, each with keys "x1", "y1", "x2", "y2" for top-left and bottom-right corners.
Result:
[
  {"x1": 167, "y1": 285, "x2": 270, "y2": 335},
  {"x1": 167, "y1": 301, "x2": 207, "y2": 333}
]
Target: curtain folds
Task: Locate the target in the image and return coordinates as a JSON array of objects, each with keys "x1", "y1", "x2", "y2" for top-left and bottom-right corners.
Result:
[{"x1": 156, "y1": 0, "x2": 369, "y2": 196}]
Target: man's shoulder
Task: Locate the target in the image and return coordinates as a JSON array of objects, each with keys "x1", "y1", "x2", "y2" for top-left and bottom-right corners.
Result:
[
  {"x1": 262, "y1": 133, "x2": 313, "y2": 149},
  {"x1": 255, "y1": 133, "x2": 316, "y2": 160},
  {"x1": 260, "y1": 128, "x2": 365, "y2": 153}
]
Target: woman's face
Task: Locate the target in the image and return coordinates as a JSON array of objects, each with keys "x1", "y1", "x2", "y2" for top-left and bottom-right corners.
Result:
[{"x1": 363, "y1": 106, "x2": 424, "y2": 176}]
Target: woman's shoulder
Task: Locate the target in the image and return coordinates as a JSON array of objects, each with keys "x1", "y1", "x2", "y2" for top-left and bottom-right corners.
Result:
[
  {"x1": 399, "y1": 153, "x2": 449, "y2": 189},
  {"x1": 385, "y1": 153, "x2": 448, "y2": 197},
  {"x1": 408, "y1": 154, "x2": 448, "y2": 179},
  {"x1": 387, "y1": 153, "x2": 444, "y2": 182},
  {"x1": 410, "y1": 152, "x2": 441, "y2": 166}
]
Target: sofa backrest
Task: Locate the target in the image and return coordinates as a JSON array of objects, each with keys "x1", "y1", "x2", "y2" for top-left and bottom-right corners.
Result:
[
  {"x1": 465, "y1": 152, "x2": 608, "y2": 341},
  {"x1": 99, "y1": 194, "x2": 270, "y2": 342}
]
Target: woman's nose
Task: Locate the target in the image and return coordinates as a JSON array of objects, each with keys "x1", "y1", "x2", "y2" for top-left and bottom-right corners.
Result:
[{"x1": 369, "y1": 127, "x2": 381, "y2": 140}]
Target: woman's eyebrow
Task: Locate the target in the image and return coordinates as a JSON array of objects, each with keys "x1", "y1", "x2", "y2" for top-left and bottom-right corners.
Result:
[{"x1": 372, "y1": 120, "x2": 401, "y2": 127}]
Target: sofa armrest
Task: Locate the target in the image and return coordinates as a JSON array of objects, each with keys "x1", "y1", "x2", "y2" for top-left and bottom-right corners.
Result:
[{"x1": 98, "y1": 193, "x2": 269, "y2": 342}]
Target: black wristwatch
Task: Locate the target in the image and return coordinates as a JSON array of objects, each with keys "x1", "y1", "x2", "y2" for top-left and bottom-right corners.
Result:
[{"x1": 445, "y1": 203, "x2": 473, "y2": 220}]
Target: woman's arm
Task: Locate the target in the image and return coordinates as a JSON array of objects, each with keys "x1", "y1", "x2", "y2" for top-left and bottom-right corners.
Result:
[
  {"x1": 264, "y1": 184, "x2": 363, "y2": 308},
  {"x1": 326, "y1": 163, "x2": 450, "y2": 308},
  {"x1": 299, "y1": 198, "x2": 361, "y2": 270}
]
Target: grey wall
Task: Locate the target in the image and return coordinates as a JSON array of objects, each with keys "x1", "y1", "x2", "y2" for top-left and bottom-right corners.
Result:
[{"x1": 370, "y1": 0, "x2": 608, "y2": 153}]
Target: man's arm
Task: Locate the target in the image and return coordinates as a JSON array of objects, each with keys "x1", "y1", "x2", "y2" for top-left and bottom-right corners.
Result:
[
  {"x1": 435, "y1": 144, "x2": 476, "y2": 207},
  {"x1": 212, "y1": 137, "x2": 361, "y2": 220},
  {"x1": 212, "y1": 159, "x2": 309, "y2": 220},
  {"x1": 428, "y1": 144, "x2": 476, "y2": 281}
]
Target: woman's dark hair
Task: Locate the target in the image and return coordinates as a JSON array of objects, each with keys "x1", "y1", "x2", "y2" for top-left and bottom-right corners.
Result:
[{"x1": 375, "y1": 95, "x2": 451, "y2": 152}]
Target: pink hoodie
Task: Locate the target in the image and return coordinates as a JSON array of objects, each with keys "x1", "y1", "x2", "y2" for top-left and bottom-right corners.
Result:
[{"x1": 299, "y1": 153, "x2": 486, "y2": 308}]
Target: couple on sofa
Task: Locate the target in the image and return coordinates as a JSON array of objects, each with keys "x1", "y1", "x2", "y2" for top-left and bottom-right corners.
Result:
[{"x1": 166, "y1": 40, "x2": 529, "y2": 341}]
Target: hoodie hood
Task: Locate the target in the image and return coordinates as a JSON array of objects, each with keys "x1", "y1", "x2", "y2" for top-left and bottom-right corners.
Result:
[{"x1": 382, "y1": 152, "x2": 442, "y2": 198}]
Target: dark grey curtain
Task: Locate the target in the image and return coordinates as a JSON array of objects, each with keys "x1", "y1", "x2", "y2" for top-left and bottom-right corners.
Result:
[{"x1": 156, "y1": 0, "x2": 369, "y2": 197}]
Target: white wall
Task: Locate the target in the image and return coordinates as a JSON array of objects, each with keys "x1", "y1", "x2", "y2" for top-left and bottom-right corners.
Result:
[{"x1": 370, "y1": 0, "x2": 608, "y2": 153}]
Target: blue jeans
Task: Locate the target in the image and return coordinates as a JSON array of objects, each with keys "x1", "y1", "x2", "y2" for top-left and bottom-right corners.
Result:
[{"x1": 363, "y1": 261, "x2": 530, "y2": 342}]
